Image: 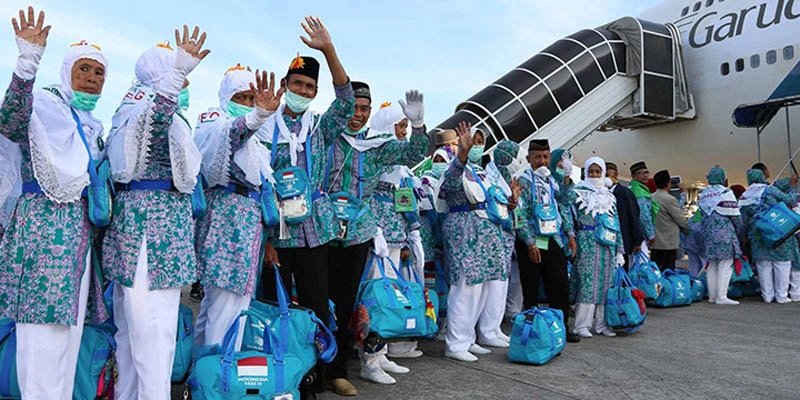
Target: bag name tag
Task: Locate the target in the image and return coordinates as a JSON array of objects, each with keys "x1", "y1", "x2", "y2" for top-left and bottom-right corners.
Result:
[
  {"x1": 603, "y1": 230, "x2": 617, "y2": 244},
  {"x1": 405, "y1": 318, "x2": 416, "y2": 330},
  {"x1": 539, "y1": 219, "x2": 558, "y2": 235},
  {"x1": 394, "y1": 187, "x2": 415, "y2": 213},
  {"x1": 281, "y1": 197, "x2": 309, "y2": 219},
  {"x1": 497, "y1": 203, "x2": 509, "y2": 220},
  {"x1": 274, "y1": 394, "x2": 294, "y2": 400}
]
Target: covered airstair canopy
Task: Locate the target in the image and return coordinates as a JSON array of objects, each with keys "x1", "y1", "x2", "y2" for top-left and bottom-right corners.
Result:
[{"x1": 426, "y1": 17, "x2": 695, "y2": 157}]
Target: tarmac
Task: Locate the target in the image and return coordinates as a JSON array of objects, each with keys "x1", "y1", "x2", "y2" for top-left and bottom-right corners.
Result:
[{"x1": 173, "y1": 289, "x2": 800, "y2": 400}]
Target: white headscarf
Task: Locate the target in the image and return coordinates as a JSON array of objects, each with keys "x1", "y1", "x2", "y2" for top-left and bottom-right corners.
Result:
[
  {"x1": 369, "y1": 103, "x2": 406, "y2": 135},
  {"x1": 575, "y1": 156, "x2": 616, "y2": 217},
  {"x1": 106, "y1": 45, "x2": 201, "y2": 193},
  {"x1": 430, "y1": 147, "x2": 452, "y2": 213},
  {"x1": 27, "y1": 41, "x2": 107, "y2": 203},
  {"x1": 194, "y1": 66, "x2": 273, "y2": 187}
]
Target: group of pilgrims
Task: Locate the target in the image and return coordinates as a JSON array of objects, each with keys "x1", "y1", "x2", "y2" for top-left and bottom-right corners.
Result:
[{"x1": 1, "y1": 6, "x2": 799, "y2": 400}]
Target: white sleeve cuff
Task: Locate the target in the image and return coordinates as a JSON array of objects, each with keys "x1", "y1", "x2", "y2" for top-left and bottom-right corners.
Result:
[
  {"x1": 13, "y1": 37, "x2": 44, "y2": 80},
  {"x1": 244, "y1": 107, "x2": 274, "y2": 130}
]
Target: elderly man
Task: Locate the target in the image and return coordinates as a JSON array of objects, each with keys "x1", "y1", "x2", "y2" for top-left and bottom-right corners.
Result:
[
  {"x1": 651, "y1": 170, "x2": 689, "y2": 271},
  {"x1": 606, "y1": 162, "x2": 644, "y2": 269}
]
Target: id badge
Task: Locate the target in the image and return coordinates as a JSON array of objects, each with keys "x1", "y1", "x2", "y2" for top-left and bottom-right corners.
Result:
[
  {"x1": 281, "y1": 197, "x2": 308, "y2": 219},
  {"x1": 604, "y1": 231, "x2": 617, "y2": 243},
  {"x1": 394, "y1": 187, "x2": 415, "y2": 213},
  {"x1": 497, "y1": 204, "x2": 509, "y2": 220},
  {"x1": 539, "y1": 220, "x2": 558, "y2": 235}
]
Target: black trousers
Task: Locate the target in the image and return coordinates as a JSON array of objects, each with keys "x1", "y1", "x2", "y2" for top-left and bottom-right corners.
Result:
[
  {"x1": 326, "y1": 240, "x2": 373, "y2": 380},
  {"x1": 260, "y1": 243, "x2": 331, "y2": 393},
  {"x1": 650, "y1": 249, "x2": 677, "y2": 272},
  {"x1": 515, "y1": 238, "x2": 570, "y2": 325}
]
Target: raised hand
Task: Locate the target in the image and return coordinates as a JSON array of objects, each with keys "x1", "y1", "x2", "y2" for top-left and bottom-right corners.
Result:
[
  {"x1": 12, "y1": 6, "x2": 50, "y2": 47},
  {"x1": 456, "y1": 121, "x2": 473, "y2": 163},
  {"x1": 174, "y1": 25, "x2": 210, "y2": 60},
  {"x1": 510, "y1": 177, "x2": 523, "y2": 204},
  {"x1": 399, "y1": 90, "x2": 425, "y2": 128},
  {"x1": 251, "y1": 69, "x2": 285, "y2": 112},
  {"x1": 300, "y1": 16, "x2": 333, "y2": 53}
]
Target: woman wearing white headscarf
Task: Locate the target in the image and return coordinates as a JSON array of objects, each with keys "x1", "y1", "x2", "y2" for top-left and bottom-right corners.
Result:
[
  {"x1": 102, "y1": 27, "x2": 209, "y2": 398},
  {"x1": 359, "y1": 102, "x2": 421, "y2": 384},
  {"x1": 192, "y1": 65, "x2": 283, "y2": 348},
  {"x1": 440, "y1": 122, "x2": 519, "y2": 362},
  {"x1": 572, "y1": 157, "x2": 624, "y2": 338},
  {"x1": 0, "y1": 7, "x2": 109, "y2": 398}
]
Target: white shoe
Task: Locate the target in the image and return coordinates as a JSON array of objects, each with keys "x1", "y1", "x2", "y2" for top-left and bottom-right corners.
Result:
[
  {"x1": 445, "y1": 351, "x2": 478, "y2": 362},
  {"x1": 495, "y1": 331, "x2": 511, "y2": 343},
  {"x1": 792, "y1": 297, "x2": 800, "y2": 302},
  {"x1": 595, "y1": 328, "x2": 616, "y2": 337},
  {"x1": 360, "y1": 367, "x2": 396, "y2": 384},
  {"x1": 707, "y1": 298, "x2": 716, "y2": 304},
  {"x1": 468, "y1": 343, "x2": 492, "y2": 355},
  {"x1": 776, "y1": 297, "x2": 792, "y2": 304},
  {"x1": 379, "y1": 359, "x2": 409, "y2": 374},
  {"x1": 715, "y1": 298, "x2": 740, "y2": 305},
  {"x1": 479, "y1": 338, "x2": 510, "y2": 348},
  {"x1": 575, "y1": 329, "x2": 593, "y2": 338},
  {"x1": 386, "y1": 349, "x2": 423, "y2": 359}
]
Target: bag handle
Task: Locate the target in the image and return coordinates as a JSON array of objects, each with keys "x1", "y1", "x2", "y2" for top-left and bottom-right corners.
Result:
[
  {"x1": 310, "y1": 314, "x2": 338, "y2": 363},
  {"x1": 384, "y1": 256, "x2": 420, "y2": 305}
]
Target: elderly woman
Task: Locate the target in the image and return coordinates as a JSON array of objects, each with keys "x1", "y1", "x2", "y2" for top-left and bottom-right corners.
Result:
[
  {"x1": 192, "y1": 65, "x2": 282, "y2": 348},
  {"x1": 739, "y1": 169, "x2": 799, "y2": 304},
  {"x1": 698, "y1": 166, "x2": 742, "y2": 305},
  {"x1": 572, "y1": 157, "x2": 624, "y2": 338},
  {"x1": 0, "y1": 7, "x2": 109, "y2": 398},
  {"x1": 773, "y1": 177, "x2": 800, "y2": 301},
  {"x1": 103, "y1": 28, "x2": 209, "y2": 398},
  {"x1": 440, "y1": 122, "x2": 518, "y2": 362}
]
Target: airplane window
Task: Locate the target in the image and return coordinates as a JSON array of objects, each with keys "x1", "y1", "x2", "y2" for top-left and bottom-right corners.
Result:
[
  {"x1": 784, "y1": 46, "x2": 795, "y2": 60},
  {"x1": 693, "y1": 2, "x2": 701, "y2": 12},
  {"x1": 706, "y1": 0, "x2": 713, "y2": 6},
  {"x1": 767, "y1": 50, "x2": 777, "y2": 64},
  {"x1": 681, "y1": 6, "x2": 689, "y2": 16},
  {"x1": 735, "y1": 58, "x2": 744, "y2": 72},
  {"x1": 720, "y1": 62, "x2": 730, "y2": 76},
  {"x1": 750, "y1": 54, "x2": 760, "y2": 68}
]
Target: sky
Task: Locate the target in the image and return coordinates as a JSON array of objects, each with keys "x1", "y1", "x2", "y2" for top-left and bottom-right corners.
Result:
[{"x1": 0, "y1": 0, "x2": 661, "y2": 133}]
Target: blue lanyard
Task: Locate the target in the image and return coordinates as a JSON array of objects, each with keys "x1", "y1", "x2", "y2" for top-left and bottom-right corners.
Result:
[
  {"x1": 69, "y1": 108, "x2": 94, "y2": 166},
  {"x1": 270, "y1": 119, "x2": 313, "y2": 179},
  {"x1": 324, "y1": 135, "x2": 364, "y2": 200}
]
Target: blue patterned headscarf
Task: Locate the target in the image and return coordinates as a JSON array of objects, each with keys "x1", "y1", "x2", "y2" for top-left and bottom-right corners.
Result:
[
  {"x1": 493, "y1": 140, "x2": 519, "y2": 167},
  {"x1": 774, "y1": 177, "x2": 793, "y2": 193},
  {"x1": 707, "y1": 166, "x2": 726, "y2": 186},
  {"x1": 747, "y1": 169, "x2": 767, "y2": 185}
]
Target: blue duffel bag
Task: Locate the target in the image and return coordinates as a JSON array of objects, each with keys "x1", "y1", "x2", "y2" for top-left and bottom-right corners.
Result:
[
  {"x1": 605, "y1": 268, "x2": 646, "y2": 333},
  {"x1": 628, "y1": 251, "x2": 663, "y2": 300},
  {"x1": 241, "y1": 265, "x2": 337, "y2": 372},
  {"x1": 172, "y1": 303, "x2": 194, "y2": 383},
  {"x1": 675, "y1": 269, "x2": 705, "y2": 302},
  {"x1": 73, "y1": 321, "x2": 116, "y2": 400},
  {"x1": 753, "y1": 192, "x2": 800, "y2": 248},
  {"x1": 654, "y1": 269, "x2": 692, "y2": 308},
  {"x1": 354, "y1": 252, "x2": 439, "y2": 340},
  {"x1": 188, "y1": 316, "x2": 306, "y2": 399},
  {"x1": 508, "y1": 307, "x2": 566, "y2": 365},
  {"x1": 0, "y1": 318, "x2": 20, "y2": 399}
]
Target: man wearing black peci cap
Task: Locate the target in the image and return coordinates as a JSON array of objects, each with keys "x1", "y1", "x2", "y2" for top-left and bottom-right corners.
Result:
[
  {"x1": 629, "y1": 161, "x2": 657, "y2": 251},
  {"x1": 651, "y1": 169, "x2": 689, "y2": 271},
  {"x1": 322, "y1": 81, "x2": 428, "y2": 392},
  {"x1": 515, "y1": 139, "x2": 581, "y2": 343},
  {"x1": 257, "y1": 16, "x2": 354, "y2": 400},
  {"x1": 606, "y1": 162, "x2": 644, "y2": 270}
]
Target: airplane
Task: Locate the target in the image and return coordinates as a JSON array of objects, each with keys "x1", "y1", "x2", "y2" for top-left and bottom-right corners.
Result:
[{"x1": 428, "y1": 0, "x2": 800, "y2": 188}]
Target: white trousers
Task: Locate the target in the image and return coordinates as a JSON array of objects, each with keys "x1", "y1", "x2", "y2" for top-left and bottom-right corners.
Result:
[
  {"x1": 194, "y1": 284, "x2": 251, "y2": 348},
  {"x1": 505, "y1": 254, "x2": 524, "y2": 317},
  {"x1": 705, "y1": 259, "x2": 734, "y2": 301},
  {"x1": 790, "y1": 270, "x2": 800, "y2": 300},
  {"x1": 446, "y1": 277, "x2": 493, "y2": 353},
  {"x1": 573, "y1": 303, "x2": 608, "y2": 333},
  {"x1": 478, "y1": 279, "x2": 507, "y2": 342},
  {"x1": 17, "y1": 249, "x2": 90, "y2": 399},
  {"x1": 114, "y1": 234, "x2": 181, "y2": 400},
  {"x1": 756, "y1": 260, "x2": 791, "y2": 303}
]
